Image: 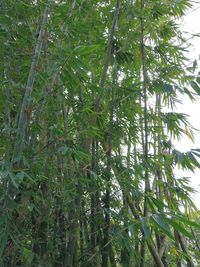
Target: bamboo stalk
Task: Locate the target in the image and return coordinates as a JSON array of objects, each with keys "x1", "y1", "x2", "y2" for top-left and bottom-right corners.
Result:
[{"x1": 12, "y1": 5, "x2": 50, "y2": 164}]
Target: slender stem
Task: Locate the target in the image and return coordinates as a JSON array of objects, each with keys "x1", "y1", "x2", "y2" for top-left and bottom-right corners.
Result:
[
  {"x1": 99, "y1": 0, "x2": 120, "y2": 88},
  {"x1": 12, "y1": 4, "x2": 50, "y2": 165},
  {"x1": 102, "y1": 47, "x2": 118, "y2": 267},
  {"x1": 139, "y1": 0, "x2": 149, "y2": 265}
]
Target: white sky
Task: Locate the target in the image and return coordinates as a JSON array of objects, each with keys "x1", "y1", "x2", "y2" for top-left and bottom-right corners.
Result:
[{"x1": 174, "y1": 2, "x2": 200, "y2": 208}]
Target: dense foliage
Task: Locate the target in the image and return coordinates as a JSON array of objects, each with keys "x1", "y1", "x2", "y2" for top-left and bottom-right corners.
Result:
[{"x1": 1, "y1": 0, "x2": 200, "y2": 266}]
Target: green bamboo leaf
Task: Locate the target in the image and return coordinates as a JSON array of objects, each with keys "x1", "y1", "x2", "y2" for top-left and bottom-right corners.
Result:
[
  {"x1": 0, "y1": 15, "x2": 12, "y2": 26},
  {"x1": 190, "y1": 81, "x2": 200, "y2": 95},
  {"x1": 74, "y1": 45, "x2": 100, "y2": 56},
  {"x1": 24, "y1": 172, "x2": 35, "y2": 183},
  {"x1": 192, "y1": 59, "x2": 198, "y2": 71},
  {"x1": 163, "y1": 83, "x2": 174, "y2": 93},
  {"x1": 191, "y1": 149, "x2": 200, "y2": 159},
  {"x1": 15, "y1": 172, "x2": 24, "y2": 182},
  {"x1": 129, "y1": 224, "x2": 135, "y2": 237},
  {"x1": 58, "y1": 145, "x2": 68, "y2": 155},
  {"x1": 8, "y1": 172, "x2": 18, "y2": 189},
  {"x1": 196, "y1": 77, "x2": 200, "y2": 84},
  {"x1": 187, "y1": 152, "x2": 200, "y2": 168},
  {"x1": 140, "y1": 217, "x2": 150, "y2": 239},
  {"x1": 164, "y1": 218, "x2": 193, "y2": 239},
  {"x1": 151, "y1": 197, "x2": 168, "y2": 210},
  {"x1": 151, "y1": 214, "x2": 173, "y2": 239},
  {"x1": 174, "y1": 215, "x2": 200, "y2": 230}
]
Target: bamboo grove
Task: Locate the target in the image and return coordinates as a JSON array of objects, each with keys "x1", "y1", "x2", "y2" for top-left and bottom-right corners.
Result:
[{"x1": 1, "y1": 0, "x2": 200, "y2": 266}]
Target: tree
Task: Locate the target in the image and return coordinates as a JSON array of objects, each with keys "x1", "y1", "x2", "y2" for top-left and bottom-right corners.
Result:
[{"x1": 0, "y1": 0, "x2": 200, "y2": 266}]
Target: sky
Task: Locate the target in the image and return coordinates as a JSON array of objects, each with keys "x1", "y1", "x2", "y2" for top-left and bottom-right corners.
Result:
[{"x1": 174, "y1": 2, "x2": 200, "y2": 208}]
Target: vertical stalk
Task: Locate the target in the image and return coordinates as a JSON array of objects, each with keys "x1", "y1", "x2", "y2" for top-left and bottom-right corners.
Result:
[
  {"x1": 140, "y1": 0, "x2": 150, "y2": 218},
  {"x1": 174, "y1": 230, "x2": 182, "y2": 267},
  {"x1": 120, "y1": 138, "x2": 131, "y2": 266},
  {"x1": 139, "y1": 2, "x2": 164, "y2": 267},
  {"x1": 177, "y1": 233, "x2": 195, "y2": 267},
  {"x1": 102, "y1": 53, "x2": 117, "y2": 267},
  {"x1": 11, "y1": 4, "x2": 50, "y2": 165},
  {"x1": 139, "y1": 0, "x2": 149, "y2": 265},
  {"x1": 90, "y1": 1, "x2": 120, "y2": 265},
  {"x1": 31, "y1": 26, "x2": 53, "y2": 267},
  {"x1": 155, "y1": 94, "x2": 169, "y2": 267},
  {"x1": 3, "y1": 59, "x2": 11, "y2": 168},
  {"x1": 57, "y1": 154, "x2": 66, "y2": 266},
  {"x1": 91, "y1": 139, "x2": 98, "y2": 253},
  {"x1": 99, "y1": 0, "x2": 120, "y2": 88},
  {"x1": 2, "y1": 5, "x2": 51, "y2": 265}
]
